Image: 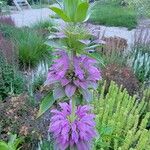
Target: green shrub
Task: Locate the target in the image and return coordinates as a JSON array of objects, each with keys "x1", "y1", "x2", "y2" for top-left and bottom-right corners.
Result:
[
  {"x1": 89, "y1": 2, "x2": 137, "y2": 29},
  {"x1": 93, "y1": 81, "x2": 150, "y2": 150},
  {"x1": 0, "y1": 54, "x2": 25, "y2": 100}
]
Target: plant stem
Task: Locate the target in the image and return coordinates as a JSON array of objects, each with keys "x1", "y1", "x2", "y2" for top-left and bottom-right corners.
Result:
[
  {"x1": 70, "y1": 97, "x2": 76, "y2": 123},
  {"x1": 70, "y1": 146, "x2": 75, "y2": 150}
]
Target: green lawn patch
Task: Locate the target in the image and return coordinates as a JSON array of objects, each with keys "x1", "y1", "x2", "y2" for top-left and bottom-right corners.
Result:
[{"x1": 89, "y1": 2, "x2": 137, "y2": 30}]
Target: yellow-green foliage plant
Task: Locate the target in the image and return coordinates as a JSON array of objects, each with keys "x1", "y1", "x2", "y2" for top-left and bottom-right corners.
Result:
[
  {"x1": 93, "y1": 81, "x2": 150, "y2": 150},
  {"x1": 143, "y1": 87, "x2": 150, "y2": 111}
]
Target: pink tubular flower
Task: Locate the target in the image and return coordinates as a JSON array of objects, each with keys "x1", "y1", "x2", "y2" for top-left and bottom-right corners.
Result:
[
  {"x1": 49, "y1": 102, "x2": 96, "y2": 150},
  {"x1": 45, "y1": 51, "x2": 101, "y2": 101}
]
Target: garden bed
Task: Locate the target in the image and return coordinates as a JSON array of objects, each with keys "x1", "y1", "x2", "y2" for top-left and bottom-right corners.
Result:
[{"x1": 0, "y1": 1, "x2": 150, "y2": 150}]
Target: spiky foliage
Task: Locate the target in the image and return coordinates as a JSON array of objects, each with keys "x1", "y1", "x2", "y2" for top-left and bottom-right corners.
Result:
[
  {"x1": 132, "y1": 28, "x2": 150, "y2": 83},
  {"x1": 14, "y1": 28, "x2": 50, "y2": 69},
  {"x1": 132, "y1": 51, "x2": 150, "y2": 83},
  {"x1": 93, "y1": 81, "x2": 150, "y2": 150}
]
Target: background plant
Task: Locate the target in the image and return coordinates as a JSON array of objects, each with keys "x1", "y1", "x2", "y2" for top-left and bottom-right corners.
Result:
[
  {"x1": 31, "y1": 19, "x2": 57, "y2": 37},
  {"x1": 14, "y1": 28, "x2": 50, "y2": 69},
  {"x1": 89, "y1": 1, "x2": 137, "y2": 29},
  {"x1": 127, "y1": 0, "x2": 150, "y2": 17},
  {"x1": 101, "y1": 64, "x2": 140, "y2": 96},
  {"x1": 132, "y1": 51, "x2": 150, "y2": 83},
  {"x1": 0, "y1": 53, "x2": 25, "y2": 100},
  {"x1": 32, "y1": 20, "x2": 56, "y2": 31},
  {"x1": 93, "y1": 81, "x2": 150, "y2": 150},
  {"x1": 131, "y1": 28, "x2": 150, "y2": 84},
  {"x1": 0, "y1": 20, "x2": 52, "y2": 70}
]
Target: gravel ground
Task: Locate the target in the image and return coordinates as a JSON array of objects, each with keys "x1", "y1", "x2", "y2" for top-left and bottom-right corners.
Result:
[{"x1": 10, "y1": 8, "x2": 54, "y2": 27}]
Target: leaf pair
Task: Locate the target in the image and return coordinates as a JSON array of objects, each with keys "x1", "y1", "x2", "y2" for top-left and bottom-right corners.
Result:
[{"x1": 50, "y1": 0, "x2": 90, "y2": 23}]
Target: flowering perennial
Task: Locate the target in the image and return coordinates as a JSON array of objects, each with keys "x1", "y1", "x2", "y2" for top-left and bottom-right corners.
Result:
[
  {"x1": 49, "y1": 102, "x2": 96, "y2": 150},
  {"x1": 46, "y1": 51, "x2": 101, "y2": 101}
]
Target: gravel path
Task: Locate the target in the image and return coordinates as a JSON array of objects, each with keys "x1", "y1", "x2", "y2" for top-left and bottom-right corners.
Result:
[{"x1": 10, "y1": 8, "x2": 54, "y2": 27}]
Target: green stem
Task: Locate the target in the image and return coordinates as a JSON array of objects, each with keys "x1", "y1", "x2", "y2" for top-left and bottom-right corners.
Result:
[
  {"x1": 70, "y1": 146, "x2": 75, "y2": 150},
  {"x1": 70, "y1": 97, "x2": 76, "y2": 123}
]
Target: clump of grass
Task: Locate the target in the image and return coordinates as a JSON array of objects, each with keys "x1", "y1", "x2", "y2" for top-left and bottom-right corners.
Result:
[
  {"x1": 14, "y1": 28, "x2": 51, "y2": 69},
  {"x1": 89, "y1": 2, "x2": 137, "y2": 29},
  {"x1": 0, "y1": 23, "x2": 52, "y2": 70}
]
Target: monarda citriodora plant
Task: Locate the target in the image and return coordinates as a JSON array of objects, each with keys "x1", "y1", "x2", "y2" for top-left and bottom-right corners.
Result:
[{"x1": 38, "y1": 1, "x2": 102, "y2": 150}]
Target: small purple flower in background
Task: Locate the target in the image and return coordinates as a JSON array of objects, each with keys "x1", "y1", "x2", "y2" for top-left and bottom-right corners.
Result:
[
  {"x1": 49, "y1": 102, "x2": 96, "y2": 150},
  {"x1": 45, "y1": 51, "x2": 101, "y2": 101}
]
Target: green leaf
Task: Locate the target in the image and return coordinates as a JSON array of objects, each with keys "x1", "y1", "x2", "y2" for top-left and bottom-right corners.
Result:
[
  {"x1": 14, "y1": 138, "x2": 24, "y2": 149},
  {"x1": 100, "y1": 126, "x2": 114, "y2": 135},
  {"x1": 45, "y1": 40, "x2": 66, "y2": 49},
  {"x1": 85, "y1": 44, "x2": 102, "y2": 50},
  {"x1": 63, "y1": 0, "x2": 78, "y2": 21},
  {"x1": 75, "y1": 2, "x2": 89, "y2": 22},
  {"x1": 79, "y1": 89, "x2": 93, "y2": 102},
  {"x1": 49, "y1": 7, "x2": 71, "y2": 22},
  {"x1": 8, "y1": 134, "x2": 17, "y2": 146},
  {"x1": 83, "y1": 52, "x2": 105, "y2": 67},
  {"x1": 37, "y1": 92, "x2": 55, "y2": 118},
  {"x1": 0, "y1": 141, "x2": 9, "y2": 150},
  {"x1": 53, "y1": 86, "x2": 66, "y2": 100}
]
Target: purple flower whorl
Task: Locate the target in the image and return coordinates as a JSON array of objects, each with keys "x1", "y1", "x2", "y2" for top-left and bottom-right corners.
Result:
[
  {"x1": 49, "y1": 102, "x2": 96, "y2": 150},
  {"x1": 45, "y1": 51, "x2": 101, "y2": 101}
]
